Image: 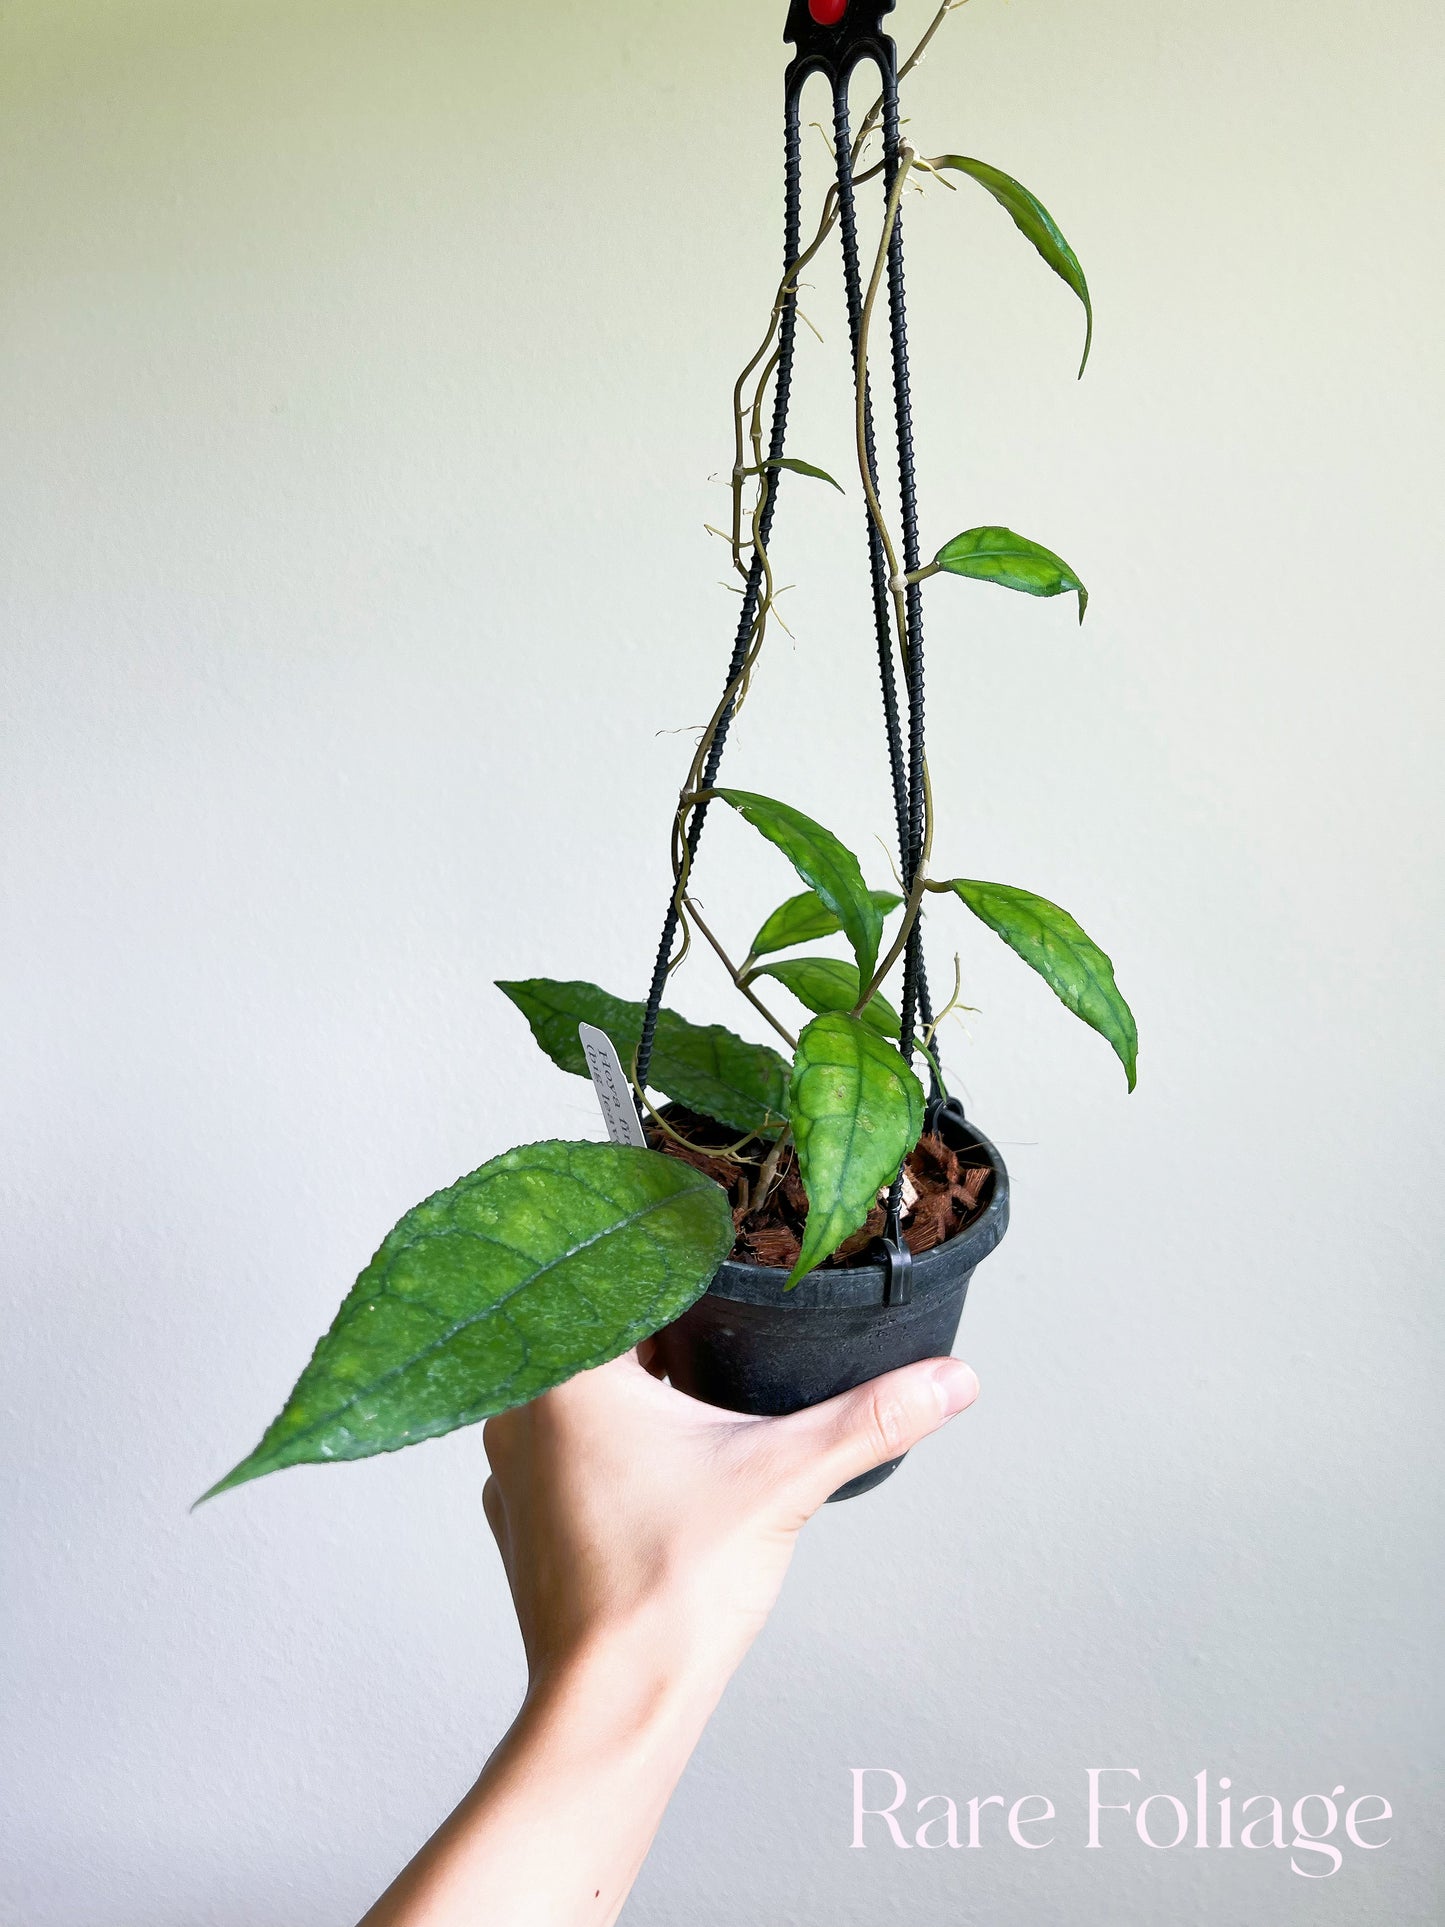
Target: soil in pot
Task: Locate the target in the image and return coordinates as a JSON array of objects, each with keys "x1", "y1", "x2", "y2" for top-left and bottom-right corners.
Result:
[{"x1": 644, "y1": 1105, "x2": 993, "y2": 1272}]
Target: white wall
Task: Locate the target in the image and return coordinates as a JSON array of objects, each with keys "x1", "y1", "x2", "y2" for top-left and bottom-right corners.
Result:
[{"x1": 3, "y1": 1, "x2": 1442, "y2": 1921}]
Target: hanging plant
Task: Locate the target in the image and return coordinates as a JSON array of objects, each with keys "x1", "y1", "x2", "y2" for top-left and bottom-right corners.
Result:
[{"x1": 201, "y1": 0, "x2": 1136, "y2": 1507}]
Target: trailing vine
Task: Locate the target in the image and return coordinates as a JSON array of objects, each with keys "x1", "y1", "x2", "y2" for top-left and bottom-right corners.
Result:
[{"x1": 661, "y1": 2, "x2": 974, "y2": 1147}]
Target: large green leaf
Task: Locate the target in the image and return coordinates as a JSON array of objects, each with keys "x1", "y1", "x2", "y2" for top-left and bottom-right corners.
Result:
[
  {"x1": 786, "y1": 1013, "x2": 926, "y2": 1288},
  {"x1": 943, "y1": 879, "x2": 1138, "y2": 1090},
  {"x1": 199, "y1": 1142, "x2": 735, "y2": 1500},
  {"x1": 497, "y1": 978, "x2": 788, "y2": 1136},
  {"x1": 756, "y1": 957, "x2": 900, "y2": 1040},
  {"x1": 931, "y1": 526, "x2": 1088, "y2": 624},
  {"x1": 747, "y1": 887, "x2": 902, "y2": 964},
  {"x1": 933, "y1": 154, "x2": 1093, "y2": 376},
  {"x1": 713, "y1": 790, "x2": 883, "y2": 987}
]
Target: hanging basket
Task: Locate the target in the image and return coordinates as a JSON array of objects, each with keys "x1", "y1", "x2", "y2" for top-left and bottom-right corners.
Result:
[
  {"x1": 639, "y1": 1, "x2": 1011, "y2": 1495},
  {"x1": 201, "y1": 0, "x2": 1132, "y2": 1510}
]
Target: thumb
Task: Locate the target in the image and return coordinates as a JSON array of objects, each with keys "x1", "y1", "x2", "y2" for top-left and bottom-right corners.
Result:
[{"x1": 776, "y1": 1357, "x2": 980, "y2": 1511}]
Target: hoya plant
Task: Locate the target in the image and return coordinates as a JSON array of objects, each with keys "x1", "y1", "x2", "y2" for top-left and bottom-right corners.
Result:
[{"x1": 201, "y1": 0, "x2": 1136, "y2": 1504}]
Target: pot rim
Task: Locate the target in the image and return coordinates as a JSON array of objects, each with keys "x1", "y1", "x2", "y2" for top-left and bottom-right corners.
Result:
[{"x1": 703, "y1": 1117, "x2": 1010, "y2": 1312}]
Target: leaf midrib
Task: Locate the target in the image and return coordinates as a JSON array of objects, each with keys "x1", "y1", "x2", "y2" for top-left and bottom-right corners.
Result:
[
  {"x1": 796, "y1": 1021, "x2": 885, "y2": 1270},
  {"x1": 957, "y1": 883, "x2": 1134, "y2": 1060},
  {"x1": 254, "y1": 1173, "x2": 708, "y2": 1465}
]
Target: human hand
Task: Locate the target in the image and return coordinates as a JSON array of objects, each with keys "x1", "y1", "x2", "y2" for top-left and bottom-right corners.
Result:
[{"x1": 481, "y1": 1346, "x2": 981, "y2": 1703}]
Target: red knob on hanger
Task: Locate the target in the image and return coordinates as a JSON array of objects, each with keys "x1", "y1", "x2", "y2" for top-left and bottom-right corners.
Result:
[{"x1": 808, "y1": 0, "x2": 848, "y2": 24}]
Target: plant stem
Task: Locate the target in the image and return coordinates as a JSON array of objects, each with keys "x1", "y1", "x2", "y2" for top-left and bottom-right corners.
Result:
[
  {"x1": 853, "y1": 147, "x2": 914, "y2": 611},
  {"x1": 860, "y1": 867, "x2": 928, "y2": 1009},
  {"x1": 754, "y1": 1122, "x2": 793, "y2": 1209},
  {"x1": 684, "y1": 895, "x2": 798, "y2": 1052},
  {"x1": 917, "y1": 1037, "x2": 945, "y2": 1094},
  {"x1": 727, "y1": 0, "x2": 969, "y2": 575},
  {"x1": 900, "y1": 0, "x2": 974, "y2": 89},
  {"x1": 633, "y1": 1078, "x2": 760, "y2": 1163},
  {"x1": 656, "y1": 2, "x2": 973, "y2": 1051},
  {"x1": 846, "y1": 152, "x2": 941, "y2": 1019},
  {"x1": 921, "y1": 952, "x2": 965, "y2": 1047},
  {"x1": 856, "y1": 755, "x2": 938, "y2": 1010}
]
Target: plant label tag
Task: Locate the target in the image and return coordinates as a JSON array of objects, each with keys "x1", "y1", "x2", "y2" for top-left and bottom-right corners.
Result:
[{"x1": 578, "y1": 1023, "x2": 648, "y2": 1150}]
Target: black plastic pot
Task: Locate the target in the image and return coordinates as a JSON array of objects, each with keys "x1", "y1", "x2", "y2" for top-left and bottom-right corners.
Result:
[{"x1": 652, "y1": 1112, "x2": 1009, "y2": 1501}]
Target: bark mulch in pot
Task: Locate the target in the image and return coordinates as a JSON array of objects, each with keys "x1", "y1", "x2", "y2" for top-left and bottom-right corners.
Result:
[{"x1": 647, "y1": 1107, "x2": 992, "y2": 1274}]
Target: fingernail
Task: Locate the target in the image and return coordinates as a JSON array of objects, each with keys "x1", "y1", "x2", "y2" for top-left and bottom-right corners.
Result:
[{"x1": 932, "y1": 1359, "x2": 980, "y2": 1420}]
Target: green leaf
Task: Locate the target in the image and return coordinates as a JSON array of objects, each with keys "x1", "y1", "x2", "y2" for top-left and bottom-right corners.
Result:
[
  {"x1": 199, "y1": 1141, "x2": 735, "y2": 1501},
  {"x1": 933, "y1": 154, "x2": 1094, "y2": 376},
  {"x1": 497, "y1": 978, "x2": 788, "y2": 1137},
  {"x1": 744, "y1": 456, "x2": 846, "y2": 494},
  {"x1": 747, "y1": 887, "x2": 903, "y2": 963},
  {"x1": 931, "y1": 526, "x2": 1088, "y2": 624},
  {"x1": 786, "y1": 1013, "x2": 926, "y2": 1288},
  {"x1": 756, "y1": 957, "x2": 900, "y2": 1040},
  {"x1": 713, "y1": 789, "x2": 884, "y2": 987},
  {"x1": 942, "y1": 879, "x2": 1138, "y2": 1090}
]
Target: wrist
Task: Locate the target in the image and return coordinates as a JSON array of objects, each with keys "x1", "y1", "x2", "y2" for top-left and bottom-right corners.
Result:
[
  {"x1": 521, "y1": 1610, "x2": 730, "y2": 1761},
  {"x1": 534, "y1": 1616, "x2": 730, "y2": 1720}
]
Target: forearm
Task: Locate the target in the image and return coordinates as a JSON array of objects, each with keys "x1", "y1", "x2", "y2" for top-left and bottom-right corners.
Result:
[
  {"x1": 357, "y1": 1352, "x2": 975, "y2": 1921},
  {"x1": 357, "y1": 1625, "x2": 726, "y2": 1927}
]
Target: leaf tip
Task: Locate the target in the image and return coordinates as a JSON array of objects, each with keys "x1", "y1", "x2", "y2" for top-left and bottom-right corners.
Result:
[
  {"x1": 1077, "y1": 586, "x2": 1089, "y2": 625},
  {"x1": 192, "y1": 1458, "x2": 255, "y2": 1509},
  {"x1": 1116, "y1": 1028, "x2": 1139, "y2": 1092}
]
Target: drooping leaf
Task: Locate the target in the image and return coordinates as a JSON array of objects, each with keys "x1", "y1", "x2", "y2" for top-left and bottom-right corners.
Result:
[
  {"x1": 744, "y1": 456, "x2": 845, "y2": 494},
  {"x1": 713, "y1": 790, "x2": 883, "y2": 987},
  {"x1": 756, "y1": 957, "x2": 900, "y2": 1039},
  {"x1": 931, "y1": 526, "x2": 1088, "y2": 624},
  {"x1": 786, "y1": 1013, "x2": 926, "y2": 1288},
  {"x1": 933, "y1": 154, "x2": 1093, "y2": 376},
  {"x1": 747, "y1": 887, "x2": 902, "y2": 963},
  {"x1": 497, "y1": 978, "x2": 788, "y2": 1137},
  {"x1": 943, "y1": 879, "x2": 1137, "y2": 1090},
  {"x1": 199, "y1": 1141, "x2": 735, "y2": 1500}
]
